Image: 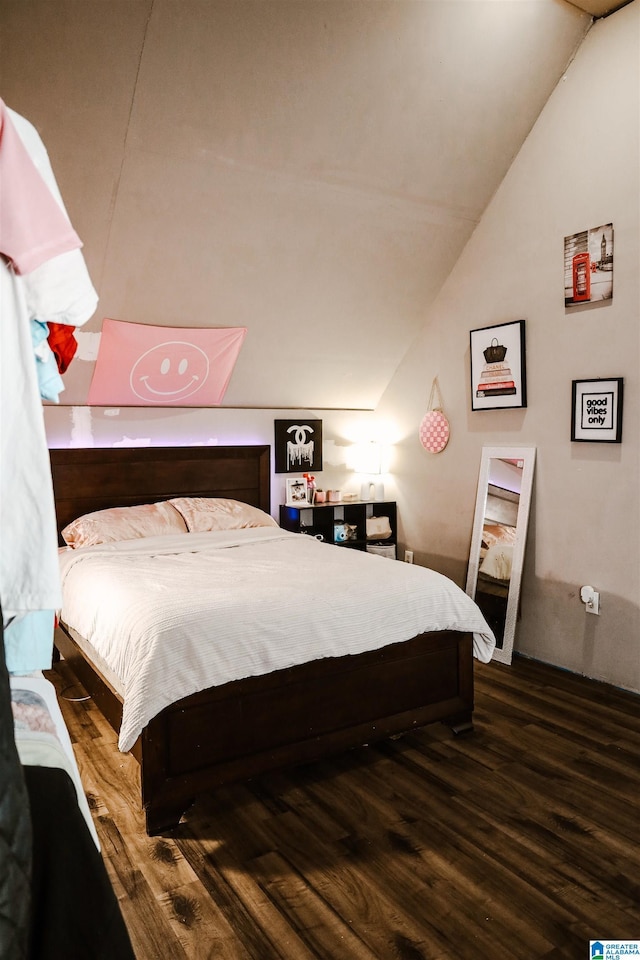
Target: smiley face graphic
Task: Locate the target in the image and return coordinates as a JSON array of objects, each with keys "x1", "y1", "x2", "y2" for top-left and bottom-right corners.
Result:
[{"x1": 129, "y1": 341, "x2": 210, "y2": 403}]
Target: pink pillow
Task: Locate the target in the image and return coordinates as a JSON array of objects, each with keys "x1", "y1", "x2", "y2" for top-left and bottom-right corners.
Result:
[
  {"x1": 62, "y1": 501, "x2": 188, "y2": 548},
  {"x1": 169, "y1": 497, "x2": 277, "y2": 533}
]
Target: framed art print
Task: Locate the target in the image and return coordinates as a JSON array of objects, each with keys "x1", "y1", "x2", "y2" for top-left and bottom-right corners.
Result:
[
  {"x1": 470, "y1": 320, "x2": 527, "y2": 412},
  {"x1": 275, "y1": 419, "x2": 323, "y2": 473},
  {"x1": 571, "y1": 378, "x2": 623, "y2": 443},
  {"x1": 564, "y1": 223, "x2": 614, "y2": 308}
]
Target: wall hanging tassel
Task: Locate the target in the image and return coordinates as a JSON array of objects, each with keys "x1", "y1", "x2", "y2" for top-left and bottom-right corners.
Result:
[{"x1": 419, "y1": 376, "x2": 450, "y2": 454}]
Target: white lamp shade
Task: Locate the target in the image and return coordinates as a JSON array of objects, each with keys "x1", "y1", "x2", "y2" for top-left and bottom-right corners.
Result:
[{"x1": 353, "y1": 442, "x2": 382, "y2": 476}]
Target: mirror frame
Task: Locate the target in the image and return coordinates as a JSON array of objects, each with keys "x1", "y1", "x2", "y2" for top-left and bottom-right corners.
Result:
[{"x1": 465, "y1": 446, "x2": 536, "y2": 665}]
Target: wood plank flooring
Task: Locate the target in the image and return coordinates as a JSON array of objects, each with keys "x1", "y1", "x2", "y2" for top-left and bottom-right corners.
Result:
[{"x1": 46, "y1": 656, "x2": 640, "y2": 960}]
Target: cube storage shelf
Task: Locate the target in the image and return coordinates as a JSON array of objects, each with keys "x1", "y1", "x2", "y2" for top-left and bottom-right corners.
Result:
[{"x1": 279, "y1": 500, "x2": 397, "y2": 556}]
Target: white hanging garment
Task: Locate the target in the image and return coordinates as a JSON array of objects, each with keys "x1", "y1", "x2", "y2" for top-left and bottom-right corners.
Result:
[{"x1": 0, "y1": 101, "x2": 98, "y2": 663}]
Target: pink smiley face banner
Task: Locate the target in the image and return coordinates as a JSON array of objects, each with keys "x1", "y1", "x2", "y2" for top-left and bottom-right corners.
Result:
[{"x1": 87, "y1": 318, "x2": 246, "y2": 406}]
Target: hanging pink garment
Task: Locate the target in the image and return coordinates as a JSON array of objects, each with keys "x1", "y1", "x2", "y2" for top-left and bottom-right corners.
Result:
[{"x1": 0, "y1": 99, "x2": 81, "y2": 274}]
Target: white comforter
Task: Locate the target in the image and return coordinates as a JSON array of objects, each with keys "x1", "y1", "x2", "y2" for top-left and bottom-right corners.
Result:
[
  {"x1": 480, "y1": 542, "x2": 513, "y2": 581},
  {"x1": 59, "y1": 528, "x2": 495, "y2": 752}
]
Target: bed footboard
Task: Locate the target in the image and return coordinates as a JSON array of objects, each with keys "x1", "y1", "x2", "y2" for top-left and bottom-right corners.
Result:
[
  {"x1": 55, "y1": 625, "x2": 474, "y2": 835},
  {"x1": 137, "y1": 629, "x2": 474, "y2": 834}
]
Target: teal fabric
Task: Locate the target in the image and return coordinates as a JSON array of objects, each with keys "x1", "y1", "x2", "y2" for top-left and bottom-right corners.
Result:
[
  {"x1": 30, "y1": 319, "x2": 64, "y2": 402},
  {"x1": 5, "y1": 610, "x2": 54, "y2": 674}
]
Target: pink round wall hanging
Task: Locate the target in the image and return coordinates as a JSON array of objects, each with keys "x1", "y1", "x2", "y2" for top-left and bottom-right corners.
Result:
[
  {"x1": 419, "y1": 377, "x2": 450, "y2": 453},
  {"x1": 419, "y1": 409, "x2": 450, "y2": 453}
]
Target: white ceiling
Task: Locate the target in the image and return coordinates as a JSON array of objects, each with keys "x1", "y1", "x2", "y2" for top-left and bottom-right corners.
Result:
[{"x1": 0, "y1": 0, "x2": 608, "y2": 409}]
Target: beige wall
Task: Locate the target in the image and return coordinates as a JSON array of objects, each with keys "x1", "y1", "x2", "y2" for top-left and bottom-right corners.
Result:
[
  {"x1": 376, "y1": 2, "x2": 640, "y2": 692},
  {"x1": 2, "y1": 1, "x2": 636, "y2": 689}
]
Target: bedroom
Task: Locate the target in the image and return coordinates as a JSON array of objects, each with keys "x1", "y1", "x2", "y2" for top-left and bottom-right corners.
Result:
[{"x1": 1, "y1": 0, "x2": 638, "y2": 957}]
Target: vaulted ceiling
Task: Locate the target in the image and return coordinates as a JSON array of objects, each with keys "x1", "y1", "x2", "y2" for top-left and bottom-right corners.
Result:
[
  {"x1": 1, "y1": 1, "x2": 612, "y2": 409},
  {"x1": 570, "y1": 0, "x2": 630, "y2": 14}
]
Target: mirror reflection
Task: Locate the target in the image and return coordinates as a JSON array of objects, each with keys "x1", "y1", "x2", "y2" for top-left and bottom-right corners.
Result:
[
  {"x1": 476, "y1": 462, "x2": 521, "y2": 644},
  {"x1": 466, "y1": 446, "x2": 536, "y2": 665}
]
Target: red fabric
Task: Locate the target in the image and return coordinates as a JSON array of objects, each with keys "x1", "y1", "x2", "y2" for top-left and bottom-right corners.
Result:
[{"x1": 47, "y1": 323, "x2": 78, "y2": 374}]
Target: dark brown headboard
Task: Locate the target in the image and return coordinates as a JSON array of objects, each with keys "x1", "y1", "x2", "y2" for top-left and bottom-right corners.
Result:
[{"x1": 49, "y1": 445, "x2": 271, "y2": 542}]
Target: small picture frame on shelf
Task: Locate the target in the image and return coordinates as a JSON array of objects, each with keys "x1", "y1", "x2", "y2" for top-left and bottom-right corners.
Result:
[
  {"x1": 571, "y1": 377, "x2": 623, "y2": 443},
  {"x1": 285, "y1": 477, "x2": 308, "y2": 505}
]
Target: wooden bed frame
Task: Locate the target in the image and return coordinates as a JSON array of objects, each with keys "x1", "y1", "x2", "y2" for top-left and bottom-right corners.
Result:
[{"x1": 50, "y1": 445, "x2": 475, "y2": 835}]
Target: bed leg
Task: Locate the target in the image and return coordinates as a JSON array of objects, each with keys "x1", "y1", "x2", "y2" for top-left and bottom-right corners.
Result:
[
  {"x1": 444, "y1": 714, "x2": 474, "y2": 736},
  {"x1": 144, "y1": 798, "x2": 194, "y2": 837}
]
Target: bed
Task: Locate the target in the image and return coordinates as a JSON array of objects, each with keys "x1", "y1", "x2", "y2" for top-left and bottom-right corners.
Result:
[{"x1": 50, "y1": 445, "x2": 495, "y2": 835}]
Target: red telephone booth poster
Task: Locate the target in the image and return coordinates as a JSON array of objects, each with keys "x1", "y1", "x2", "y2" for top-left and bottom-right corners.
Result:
[{"x1": 564, "y1": 224, "x2": 613, "y2": 307}]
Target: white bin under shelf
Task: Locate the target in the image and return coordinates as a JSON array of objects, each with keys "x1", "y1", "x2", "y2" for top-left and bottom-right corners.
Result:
[{"x1": 366, "y1": 542, "x2": 397, "y2": 560}]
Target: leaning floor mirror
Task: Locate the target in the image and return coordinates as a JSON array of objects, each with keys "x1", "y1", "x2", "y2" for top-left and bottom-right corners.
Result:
[{"x1": 465, "y1": 446, "x2": 536, "y2": 665}]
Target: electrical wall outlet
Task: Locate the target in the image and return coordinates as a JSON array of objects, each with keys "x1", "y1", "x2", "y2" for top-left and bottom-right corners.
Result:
[
  {"x1": 586, "y1": 591, "x2": 600, "y2": 615},
  {"x1": 580, "y1": 585, "x2": 600, "y2": 615},
  {"x1": 404, "y1": 550, "x2": 414, "y2": 564}
]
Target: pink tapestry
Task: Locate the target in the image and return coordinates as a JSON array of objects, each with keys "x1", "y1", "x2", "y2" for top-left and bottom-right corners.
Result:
[{"x1": 87, "y1": 319, "x2": 246, "y2": 406}]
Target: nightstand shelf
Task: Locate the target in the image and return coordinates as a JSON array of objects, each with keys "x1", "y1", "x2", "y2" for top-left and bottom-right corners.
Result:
[{"x1": 279, "y1": 500, "x2": 397, "y2": 556}]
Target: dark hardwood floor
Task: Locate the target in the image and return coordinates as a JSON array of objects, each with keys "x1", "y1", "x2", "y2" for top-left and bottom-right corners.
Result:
[{"x1": 46, "y1": 655, "x2": 640, "y2": 960}]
